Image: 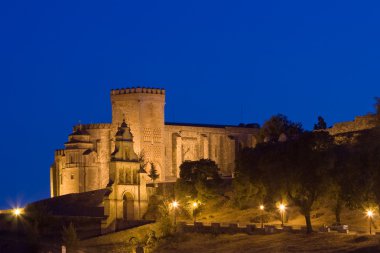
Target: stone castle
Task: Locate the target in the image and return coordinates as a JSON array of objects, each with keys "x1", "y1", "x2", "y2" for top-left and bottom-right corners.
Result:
[
  {"x1": 49, "y1": 87, "x2": 377, "y2": 232},
  {"x1": 49, "y1": 87, "x2": 259, "y2": 231},
  {"x1": 50, "y1": 87, "x2": 260, "y2": 197}
]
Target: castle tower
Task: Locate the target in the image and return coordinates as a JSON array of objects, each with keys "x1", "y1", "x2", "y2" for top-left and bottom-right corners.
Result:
[
  {"x1": 60, "y1": 126, "x2": 100, "y2": 195},
  {"x1": 110, "y1": 87, "x2": 166, "y2": 181}
]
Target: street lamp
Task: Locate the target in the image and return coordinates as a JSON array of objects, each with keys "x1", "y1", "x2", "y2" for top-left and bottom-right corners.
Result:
[
  {"x1": 171, "y1": 201, "x2": 179, "y2": 225},
  {"x1": 192, "y1": 202, "x2": 199, "y2": 223},
  {"x1": 366, "y1": 210, "x2": 374, "y2": 235},
  {"x1": 13, "y1": 208, "x2": 22, "y2": 217},
  {"x1": 259, "y1": 205, "x2": 264, "y2": 228},
  {"x1": 279, "y1": 204, "x2": 286, "y2": 227}
]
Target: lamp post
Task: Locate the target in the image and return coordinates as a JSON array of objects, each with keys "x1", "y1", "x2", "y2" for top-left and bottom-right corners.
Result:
[
  {"x1": 279, "y1": 204, "x2": 286, "y2": 227},
  {"x1": 192, "y1": 202, "x2": 198, "y2": 223},
  {"x1": 259, "y1": 205, "x2": 264, "y2": 228},
  {"x1": 12, "y1": 208, "x2": 22, "y2": 217},
  {"x1": 172, "y1": 201, "x2": 178, "y2": 225},
  {"x1": 366, "y1": 210, "x2": 374, "y2": 235}
]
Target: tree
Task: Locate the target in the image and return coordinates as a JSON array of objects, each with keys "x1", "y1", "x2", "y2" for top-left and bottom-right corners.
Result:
[
  {"x1": 157, "y1": 201, "x2": 174, "y2": 237},
  {"x1": 148, "y1": 162, "x2": 160, "y2": 183},
  {"x1": 260, "y1": 114, "x2": 303, "y2": 142},
  {"x1": 137, "y1": 150, "x2": 148, "y2": 173},
  {"x1": 179, "y1": 159, "x2": 221, "y2": 183},
  {"x1": 328, "y1": 145, "x2": 347, "y2": 224},
  {"x1": 375, "y1": 97, "x2": 380, "y2": 125},
  {"x1": 313, "y1": 116, "x2": 327, "y2": 130},
  {"x1": 350, "y1": 127, "x2": 380, "y2": 208},
  {"x1": 177, "y1": 159, "x2": 223, "y2": 201},
  {"x1": 62, "y1": 222, "x2": 78, "y2": 252},
  {"x1": 232, "y1": 176, "x2": 265, "y2": 210},
  {"x1": 284, "y1": 132, "x2": 334, "y2": 233}
]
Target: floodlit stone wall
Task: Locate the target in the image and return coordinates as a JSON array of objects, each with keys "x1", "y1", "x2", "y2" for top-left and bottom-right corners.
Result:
[
  {"x1": 51, "y1": 87, "x2": 260, "y2": 197},
  {"x1": 328, "y1": 115, "x2": 376, "y2": 136},
  {"x1": 164, "y1": 124, "x2": 260, "y2": 180}
]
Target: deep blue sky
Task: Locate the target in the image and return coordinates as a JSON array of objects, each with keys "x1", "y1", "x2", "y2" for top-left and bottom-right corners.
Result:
[{"x1": 0, "y1": 0, "x2": 380, "y2": 208}]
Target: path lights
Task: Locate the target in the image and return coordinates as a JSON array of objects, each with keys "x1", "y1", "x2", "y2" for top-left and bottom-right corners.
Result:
[
  {"x1": 366, "y1": 210, "x2": 374, "y2": 235},
  {"x1": 12, "y1": 208, "x2": 22, "y2": 217},
  {"x1": 192, "y1": 201, "x2": 199, "y2": 223},
  {"x1": 279, "y1": 204, "x2": 286, "y2": 227},
  {"x1": 171, "y1": 201, "x2": 179, "y2": 225},
  {"x1": 259, "y1": 205, "x2": 264, "y2": 228}
]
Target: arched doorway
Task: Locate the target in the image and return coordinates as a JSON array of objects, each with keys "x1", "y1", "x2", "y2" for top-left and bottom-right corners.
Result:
[{"x1": 123, "y1": 192, "x2": 134, "y2": 220}]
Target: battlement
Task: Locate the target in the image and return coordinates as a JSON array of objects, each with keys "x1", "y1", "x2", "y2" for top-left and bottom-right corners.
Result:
[
  {"x1": 55, "y1": 149, "x2": 65, "y2": 156},
  {"x1": 73, "y1": 123, "x2": 111, "y2": 131},
  {"x1": 328, "y1": 114, "x2": 376, "y2": 135},
  {"x1": 111, "y1": 87, "x2": 165, "y2": 95}
]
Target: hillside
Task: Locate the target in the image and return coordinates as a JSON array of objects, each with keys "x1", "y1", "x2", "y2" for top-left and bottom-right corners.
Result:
[{"x1": 80, "y1": 205, "x2": 380, "y2": 252}]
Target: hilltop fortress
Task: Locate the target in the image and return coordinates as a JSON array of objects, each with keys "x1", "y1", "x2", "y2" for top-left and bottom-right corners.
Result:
[
  {"x1": 50, "y1": 87, "x2": 378, "y2": 197},
  {"x1": 50, "y1": 87, "x2": 260, "y2": 197},
  {"x1": 48, "y1": 87, "x2": 377, "y2": 233}
]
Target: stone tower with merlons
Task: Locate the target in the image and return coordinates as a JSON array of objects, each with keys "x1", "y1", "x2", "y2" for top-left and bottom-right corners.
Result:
[{"x1": 111, "y1": 87, "x2": 166, "y2": 181}]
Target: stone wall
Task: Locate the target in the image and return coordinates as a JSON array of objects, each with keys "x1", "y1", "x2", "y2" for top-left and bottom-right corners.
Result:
[
  {"x1": 328, "y1": 115, "x2": 376, "y2": 136},
  {"x1": 164, "y1": 123, "x2": 259, "y2": 180}
]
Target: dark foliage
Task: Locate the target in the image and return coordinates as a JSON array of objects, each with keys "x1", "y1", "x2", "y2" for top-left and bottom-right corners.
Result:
[
  {"x1": 260, "y1": 114, "x2": 303, "y2": 142},
  {"x1": 313, "y1": 116, "x2": 327, "y2": 130},
  {"x1": 148, "y1": 162, "x2": 160, "y2": 182}
]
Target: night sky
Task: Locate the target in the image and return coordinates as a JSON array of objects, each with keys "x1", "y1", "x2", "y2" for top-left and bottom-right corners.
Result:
[{"x1": 1, "y1": 0, "x2": 380, "y2": 209}]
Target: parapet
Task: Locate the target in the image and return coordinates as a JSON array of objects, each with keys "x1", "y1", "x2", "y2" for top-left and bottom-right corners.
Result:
[
  {"x1": 328, "y1": 114, "x2": 376, "y2": 136},
  {"x1": 111, "y1": 87, "x2": 165, "y2": 95},
  {"x1": 73, "y1": 123, "x2": 112, "y2": 131},
  {"x1": 55, "y1": 149, "x2": 65, "y2": 156}
]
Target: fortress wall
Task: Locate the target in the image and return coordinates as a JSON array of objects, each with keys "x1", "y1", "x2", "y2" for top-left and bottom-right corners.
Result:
[{"x1": 328, "y1": 115, "x2": 376, "y2": 136}]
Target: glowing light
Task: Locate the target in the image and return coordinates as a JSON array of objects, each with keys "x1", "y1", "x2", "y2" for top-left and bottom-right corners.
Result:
[
  {"x1": 172, "y1": 201, "x2": 178, "y2": 208},
  {"x1": 192, "y1": 202, "x2": 198, "y2": 208},
  {"x1": 367, "y1": 210, "x2": 374, "y2": 218},
  {"x1": 366, "y1": 209, "x2": 374, "y2": 235},
  {"x1": 13, "y1": 208, "x2": 22, "y2": 216},
  {"x1": 279, "y1": 204, "x2": 286, "y2": 212},
  {"x1": 259, "y1": 205, "x2": 264, "y2": 210}
]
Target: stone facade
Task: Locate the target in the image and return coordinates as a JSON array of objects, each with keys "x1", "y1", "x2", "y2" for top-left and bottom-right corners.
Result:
[
  {"x1": 326, "y1": 114, "x2": 377, "y2": 144},
  {"x1": 51, "y1": 87, "x2": 260, "y2": 198},
  {"x1": 327, "y1": 115, "x2": 376, "y2": 136}
]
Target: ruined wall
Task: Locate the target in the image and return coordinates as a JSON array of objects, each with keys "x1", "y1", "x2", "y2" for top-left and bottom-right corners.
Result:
[{"x1": 328, "y1": 115, "x2": 376, "y2": 136}]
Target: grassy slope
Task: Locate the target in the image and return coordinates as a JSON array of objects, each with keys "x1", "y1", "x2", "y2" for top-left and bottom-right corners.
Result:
[
  {"x1": 156, "y1": 233, "x2": 380, "y2": 253},
  {"x1": 190, "y1": 203, "x2": 379, "y2": 233},
  {"x1": 81, "y1": 226, "x2": 380, "y2": 253},
  {"x1": 81, "y1": 204, "x2": 380, "y2": 252}
]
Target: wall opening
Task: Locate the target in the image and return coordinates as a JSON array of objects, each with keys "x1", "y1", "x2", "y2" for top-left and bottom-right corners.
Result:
[{"x1": 122, "y1": 192, "x2": 134, "y2": 220}]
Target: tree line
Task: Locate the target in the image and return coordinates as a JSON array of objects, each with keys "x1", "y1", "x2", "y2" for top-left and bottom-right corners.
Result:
[{"x1": 177, "y1": 99, "x2": 380, "y2": 234}]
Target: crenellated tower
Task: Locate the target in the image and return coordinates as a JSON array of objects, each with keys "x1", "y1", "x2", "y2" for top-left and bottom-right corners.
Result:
[{"x1": 110, "y1": 87, "x2": 166, "y2": 181}]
